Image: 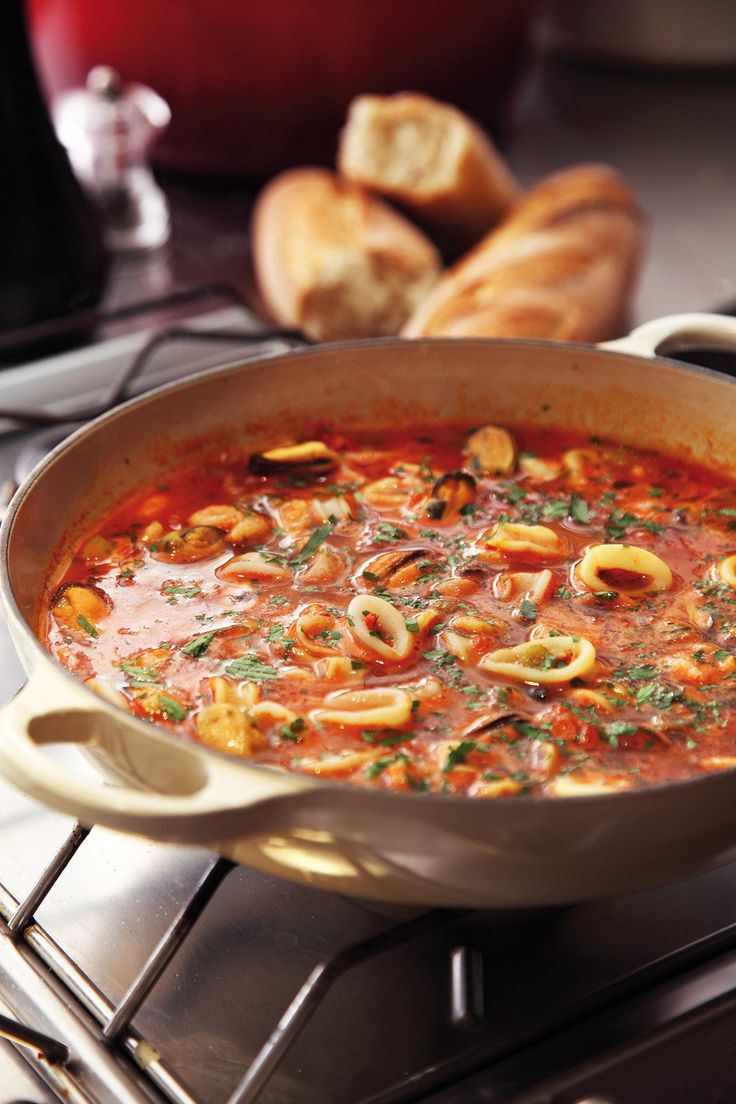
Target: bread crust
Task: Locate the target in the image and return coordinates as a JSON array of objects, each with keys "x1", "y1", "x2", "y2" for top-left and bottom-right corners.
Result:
[
  {"x1": 402, "y1": 163, "x2": 645, "y2": 342},
  {"x1": 251, "y1": 167, "x2": 442, "y2": 341},
  {"x1": 337, "y1": 93, "x2": 520, "y2": 253}
]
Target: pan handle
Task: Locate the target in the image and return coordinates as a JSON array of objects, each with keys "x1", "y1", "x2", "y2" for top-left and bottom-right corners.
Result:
[
  {"x1": 600, "y1": 312, "x2": 736, "y2": 359},
  {"x1": 0, "y1": 670, "x2": 310, "y2": 841}
]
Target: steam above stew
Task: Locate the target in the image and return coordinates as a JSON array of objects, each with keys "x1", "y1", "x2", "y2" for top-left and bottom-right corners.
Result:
[{"x1": 42, "y1": 424, "x2": 736, "y2": 798}]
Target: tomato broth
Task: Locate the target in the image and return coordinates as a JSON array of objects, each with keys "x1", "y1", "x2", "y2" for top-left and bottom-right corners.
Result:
[{"x1": 42, "y1": 424, "x2": 736, "y2": 798}]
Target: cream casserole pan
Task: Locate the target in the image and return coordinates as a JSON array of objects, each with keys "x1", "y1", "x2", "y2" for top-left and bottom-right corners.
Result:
[{"x1": 1, "y1": 313, "x2": 736, "y2": 909}]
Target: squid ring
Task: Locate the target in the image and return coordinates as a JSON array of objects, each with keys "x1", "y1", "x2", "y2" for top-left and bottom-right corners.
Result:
[
  {"x1": 347, "y1": 593, "x2": 413, "y2": 661},
  {"x1": 480, "y1": 522, "x2": 566, "y2": 562},
  {"x1": 480, "y1": 634, "x2": 596, "y2": 685},
  {"x1": 310, "y1": 686, "x2": 412, "y2": 727},
  {"x1": 577, "y1": 543, "x2": 672, "y2": 595}
]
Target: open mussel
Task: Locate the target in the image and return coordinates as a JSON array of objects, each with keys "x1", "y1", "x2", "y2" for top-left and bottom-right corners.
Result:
[
  {"x1": 425, "y1": 470, "x2": 477, "y2": 519},
  {"x1": 461, "y1": 712, "x2": 524, "y2": 738},
  {"x1": 151, "y1": 525, "x2": 225, "y2": 563},
  {"x1": 248, "y1": 441, "x2": 339, "y2": 479},
  {"x1": 51, "y1": 581, "x2": 112, "y2": 634},
  {"x1": 362, "y1": 547, "x2": 441, "y2": 587},
  {"x1": 465, "y1": 425, "x2": 517, "y2": 476}
]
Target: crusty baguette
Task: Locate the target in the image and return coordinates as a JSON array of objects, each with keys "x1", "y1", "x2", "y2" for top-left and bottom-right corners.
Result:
[
  {"x1": 251, "y1": 167, "x2": 442, "y2": 342},
  {"x1": 337, "y1": 92, "x2": 520, "y2": 253},
  {"x1": 402, "y1": 163, "x2": 645, "y2": 342}
]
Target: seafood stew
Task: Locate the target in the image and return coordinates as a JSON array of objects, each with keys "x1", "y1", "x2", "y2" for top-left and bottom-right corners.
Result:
[{"x1": 42, "y1": 423, "x2": 736, "y2": 799}]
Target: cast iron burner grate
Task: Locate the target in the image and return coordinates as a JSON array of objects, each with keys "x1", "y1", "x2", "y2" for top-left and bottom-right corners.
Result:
[
  {"x1": 0, "y1": 821, "x2": 463, "y2": 1103},
  {"x1": 5, "y1": 820, "x2": 736, "y2": 1104},
  {"x1": 0, "y1": 283, "x2": 306, "y2": 434},
  {"x1": 0, "y1": 281, "x2": 307, "y2": 510}
]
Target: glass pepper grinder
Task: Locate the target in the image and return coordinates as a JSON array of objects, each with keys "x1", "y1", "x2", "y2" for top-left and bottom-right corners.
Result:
[{"x1": 53, "y1": 65, "x2": 171, "y2": 253}]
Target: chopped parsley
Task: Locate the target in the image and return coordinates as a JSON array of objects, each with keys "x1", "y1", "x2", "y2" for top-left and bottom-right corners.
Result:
[
  {"x1": 603, "y1": 720, "x2": 637, "y2": 742},
  {"x1": 443, "y1": 740, "x2": 479, "y2": 772},
  {"x1": 163, "y1": 584, "x2": 202, "y2": 604},
  {"x1": 279, "y1": 717, "x2": 305, "y2": 741},
  {"x1": 512, "y1": 721, "x2": 552, "y2": 741},
  {"x1": 374, "y1": 522, "x2": 410, "y2": 544},
  {"x1": 605, "y1": 510, "x2": 642, "y2": 540},
  {"x1": 118, "y1": 661, "x2": 160, "y2": 684},
  {"x1": 570, "y1": 493, "x2": 591, "y2": 524},
  {"x1": 501, "y1": 483, "x2": 526, "y2": 505},
  {"x1": 76, "y1": 614, "x2": 98, "y2": 638},
  {"x1": 544, "y1": 499, "x2": 570, "y2": 520},
  {"x1": 361, "y1": 729, "x2": 409, "y2": 747},
  {"x1": 181, "y1": 630, "x2": 218, "y2": 658},
  {"x1": 634, "y1": 682, "x2": 680, "y2": 709},
  {"x1": 519, "y1": 598, "x2": 537, "y2": 622},
  {"x1": 291, "y1": 522, "x2": 333, "y2": 564},
  {"x1": 366, "y1": 752, "x2": 409, "y2": 778},
  {"x1": 224, "y1": 654, "x2": 279, "y2": 681},
  {"x1": 158, "y1": 695, "x2": 188, "y2": 723},
  {"x1": 614, "y1": 663, "x2": 658, "y2": 682}
]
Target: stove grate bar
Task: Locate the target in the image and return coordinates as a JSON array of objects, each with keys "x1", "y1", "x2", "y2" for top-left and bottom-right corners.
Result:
[
  {"x1": 0, "y1": 282, "x2": 250, "y2": 358},
  {"x1": 0, "y1": 851, "x2": 203, "y2": 1104},
  {"x1": 0, "y1": 326, "x2": 307, "y2": 430},
  {"x1": 227, "y1": 907, "x2": 469, "y2": 1104},
  {"x1": 103, "y1": 856, "x2": 235, "y2": 1043},
  {"x1": 0, "y1": 840, "x2": 466, "y2": 1104},
  {"x1": 8, "y1": 823, "x2": 91, "y2": 937},
  {"x1": 0, "y1": 919, "x2": 183, "y2": 1104},
  {"x1": 0, "y1": 1007, "x2": 69, "y2": 1064}
]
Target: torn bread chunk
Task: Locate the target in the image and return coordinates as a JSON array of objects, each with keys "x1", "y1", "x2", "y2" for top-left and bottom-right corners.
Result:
[
  {"x1": 338, "y1": 93, "x2": 520, "y2": 253},
  {"x1": 251, "y1": 167, "x2": 442, "y2": 341}
]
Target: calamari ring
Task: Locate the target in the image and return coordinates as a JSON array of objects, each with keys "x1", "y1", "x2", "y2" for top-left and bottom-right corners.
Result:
[
  {"x1": 577, "y1": 543, "x2": 672, "y2": 595},
  {"x1": 310, "y1": 686, "x2": 412, "y2": 727},
  {"x1": 480, "y1": 523, "x2": 566, "y2": 563},
  {"x1": 480, "y1": 634, "x2": 596, "y2": 685},
  {"x1": 217, "y1": 552, "x2": 292, "y2": 584},
  {"x1": 347, "y1": 593, "x2": 413, "y2": 660}
]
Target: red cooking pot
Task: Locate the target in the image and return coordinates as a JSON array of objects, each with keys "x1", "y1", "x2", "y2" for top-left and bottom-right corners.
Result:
[{"x1": 28, "y1": 0, "x2": 533, "y2": 177}]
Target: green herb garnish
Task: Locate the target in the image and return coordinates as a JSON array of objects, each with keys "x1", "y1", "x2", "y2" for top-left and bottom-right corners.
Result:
[
  {"x1": 443, "y1": 740, "x2": 478, "y2": 772},
  {"x1": 570, "y1": 493, "x2": 591, "y2": 524},
  {"x1": 118, "y1": 661, "x2": 159, "y2": 684},
  {"x1": 76, "y1": 614, "x2": 98, "y2": 638},
  {"x1": 292, "y1": 522, "x2": 333, "y2": 564},
  {"x1": 181, "y1": 630, "x2": 218, "y2": 657},
  {"x1": 224, "y1": 654, "x2": 279, "y2": 681},
  {"x1": 279, "y1": 717, "x2": 305, "y2": 741},
  {"x1": 159, "y1": 695, "x2": 189, "y2": 723}
]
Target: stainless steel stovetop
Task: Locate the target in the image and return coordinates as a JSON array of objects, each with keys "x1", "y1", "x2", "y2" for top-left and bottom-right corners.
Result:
[{"x1": 1, "y1": 300, "x2": 736, "y2": 1104}]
